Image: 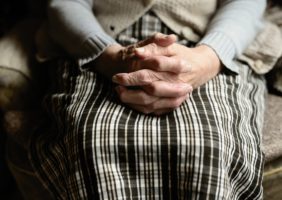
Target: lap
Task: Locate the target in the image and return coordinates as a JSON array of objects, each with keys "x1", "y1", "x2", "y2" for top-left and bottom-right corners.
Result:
[{"x1": 29, "y1": 60, "x2": 266, "y2": 199}]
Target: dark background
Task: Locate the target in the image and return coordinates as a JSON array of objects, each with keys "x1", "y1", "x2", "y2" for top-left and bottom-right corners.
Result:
[
  {"x1": 0, "y1": 0, "x2": 46, "y2": 36},
  {"x1": 272, "y1": 0, "x2": 282, "y2": 6},
  {"x1": 0, "y1": 0, "x2": 46, "y2": 199}
]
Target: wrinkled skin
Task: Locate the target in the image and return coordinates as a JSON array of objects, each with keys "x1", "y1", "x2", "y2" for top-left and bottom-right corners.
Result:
[{"x1": 93, "y1": 33, "x2": 221, "y2": 115}]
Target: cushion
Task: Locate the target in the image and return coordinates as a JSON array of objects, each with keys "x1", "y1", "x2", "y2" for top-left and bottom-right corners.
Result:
[
  {"x1": 263, "y1": 94, "x2": 282, "y2": 163},
  {"x1": 0, "y1": 20, "x2": 40, "y2": 110},
  {"x1": 263, "y1": 156, "x2": 282, "y2": 199}
]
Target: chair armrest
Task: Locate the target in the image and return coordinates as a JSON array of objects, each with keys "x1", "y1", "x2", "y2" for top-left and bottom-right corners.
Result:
[
  {"x1": 0, "y1": 19, "x2": 41, "y2": 110},
  {"x1": 263, "y1": 94, "x2": 282, "y2": 162}
]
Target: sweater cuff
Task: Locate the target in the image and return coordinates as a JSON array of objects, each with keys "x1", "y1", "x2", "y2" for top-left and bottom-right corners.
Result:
[
  {"x1": 78, "y1": 32, "x2": 117, "y2": 68},
  {"x1": 198, "y1": 31, "x2": 239, "y2": 74}
]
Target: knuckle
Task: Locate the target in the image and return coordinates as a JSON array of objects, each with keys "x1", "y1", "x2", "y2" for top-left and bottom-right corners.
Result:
[
  {"x1": 172, "y1": 59, "x2": 183, "y2": 73},
  {"x1": 127, "y1": 75, "x2": 136, "y2": 85},
  {"x1": 137, "y1": 71, "x2": 148, "y2": 83},
  {"x1": 147, "y1": 83, "x2": 157, "y2": 95},
  {"x1": 170, "y1": 98, "x2": 183, "y2": 108},
  {"x1": 138, "y1": 70, "x2": 154, "y2": 84},
  {"x1": 174, "y1": 73, "x2": 183, "y2": 81},
  {"x1": 148, "y1": 43, "x2": 158, "y2": 52},
  {"x1": 174, "y1": 88, "x2": 185, "y2": 97},
  {"x1": 139, "y1": 93, "x2": 151, "y2": 105},
  {"x1": 153, "y1": 32, "x2": 161, "y2": 40},
  {"x1": 166, "y1": 46, "x2": 173, "y2": 55},
  {"x1": 180, "y1": 59, "x2": 188, "y2": 71},
  {"x1": 152, "y1": 57, "x2": 162, "y2": 70},
  {"x1": 119, "y1": 75, "x2": 131, "y2": 85}
]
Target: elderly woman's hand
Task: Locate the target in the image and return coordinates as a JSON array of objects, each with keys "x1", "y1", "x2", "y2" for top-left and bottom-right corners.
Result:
[
  {"x1": 92, "y1": 33, "x2": 194, "y2": 115},
  {"x1": 89, "y1": 33, "x2": 192, "y2": 114},
  {"x1": 112, "y1": 35, "x2": 222, "y2": 115},
  {"x1": 93, "y1": 33, "x2": 177, "y2": 78},
  {"x1": 113, "y1": 43, "x2": 221, "y2": 89}
]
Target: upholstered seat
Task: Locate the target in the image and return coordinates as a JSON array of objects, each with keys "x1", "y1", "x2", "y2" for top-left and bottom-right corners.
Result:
[{"x1": 262, "y1": 94, "x2": 282, "y2": 199}]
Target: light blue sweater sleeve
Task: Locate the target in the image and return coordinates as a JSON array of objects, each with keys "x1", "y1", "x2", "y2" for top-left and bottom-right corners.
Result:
[
  {"x1": 198, "y1": 0, "x2": 267, "y2": 73},
  {"x1": 47, "y1": 0, "x2": 117, "y2": 64},
  {"x1": 47, "y1": 0, "x2": 267, "y2": 71}
]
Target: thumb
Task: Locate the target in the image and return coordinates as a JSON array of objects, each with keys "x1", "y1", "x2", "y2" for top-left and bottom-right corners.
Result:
[
  {"x1": 154, "y1": 33, "x2": 177, "y2": 47},
  {"x1": 134, "y1": 42, "x2": 172, "y2": 59},
  {"x1": 136, "y1": 33, "x2": 177, "y2": 48},
  {"x1": 134, "y1": 33, "x2": 177, "y2": 59}
]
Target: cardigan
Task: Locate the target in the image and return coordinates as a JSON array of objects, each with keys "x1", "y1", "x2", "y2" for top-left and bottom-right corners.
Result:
[{"x1": 42, "y1": 0, "x2": 267, "y2": 73}]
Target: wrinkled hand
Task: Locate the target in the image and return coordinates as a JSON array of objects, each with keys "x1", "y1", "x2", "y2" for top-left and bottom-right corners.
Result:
[
  {"x1": 112, "y1": 33, "x2": 221, "y2": 115},
  {"x1": 93, "y1": 33, "x2": 193, "y2": 115},
  {"x1": 93, "y1": 33, "x2": 178, "y2": 78},
  {"x1": 113, "y1": 41, "x2": 221, "y2": 89}
]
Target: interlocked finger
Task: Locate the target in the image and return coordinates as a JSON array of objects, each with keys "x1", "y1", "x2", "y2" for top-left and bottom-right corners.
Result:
[
  {"x1": 121, "y1": 33, "x2": 176, "y2": 60},
  {"x1": 136, "y1": 33, "x2": 177, "y2": 48},
  {"x1": 135, "y1": 56, "x2": 191, "y2": 73},
  {"x1": 112, "y1": 69, "x2": 180, "y2": 86},
  {"x1": 126, "y1": 94, "x2": 188, "y2": 114},
  {"x1": 112, "y1": 69, "x2": 159, "y2": 86},
  {"x1": 142, "y1": 81, "x2": 193, "y2": 97},
  {"x1": 116, "y1": 86, "x2": 159, "y2": 105}
]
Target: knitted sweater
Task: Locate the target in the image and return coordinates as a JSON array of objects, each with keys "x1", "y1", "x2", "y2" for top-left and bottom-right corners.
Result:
[{"x1": 46, "y1": 0, "x2": 267, "y2": 73}]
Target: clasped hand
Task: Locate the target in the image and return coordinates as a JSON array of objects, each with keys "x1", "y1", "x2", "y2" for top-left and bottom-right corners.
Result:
[{"x1": 94, "y1": 33, "x2": 221, "y2": 115}]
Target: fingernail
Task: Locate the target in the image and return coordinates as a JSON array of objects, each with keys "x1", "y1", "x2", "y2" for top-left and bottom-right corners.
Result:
[
  {"x1": 160, "y1": 34, "x2": 168, "y2": 39},
  {"x1": 187, "y1": 85, "x2": 193, "y2": 92},
  {"x1": 112, "y1": 75, "x2": 119, "y2": 83},
  {"x1": 180, "y1": 60, "x2": 191, "y2": 73},
  {"x1": 169, "y1": 34, "x2": 178, "y2": 40},
  {"x1": 135, "y1": 47, "x2": 145, "y2": 53}
]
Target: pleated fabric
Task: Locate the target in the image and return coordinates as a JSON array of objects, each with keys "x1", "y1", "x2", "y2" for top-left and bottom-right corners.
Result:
[{"x1": 29, "y1": 12, "x2": 266, "y2": 200}]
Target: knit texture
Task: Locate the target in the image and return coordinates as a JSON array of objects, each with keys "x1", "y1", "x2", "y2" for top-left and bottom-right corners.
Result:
[
  {"x1": 48, "y1": 0, "x2": 218, "y2": 58},
  {"x1": 94, "y1": 0, "x2": 217, "y2": 40},
  {"x1": 46, "y1": 0, "x2": 266, "y2": 74},
  {"x1": 152, "y1": 0, "x2": 217, "y2": 42}
]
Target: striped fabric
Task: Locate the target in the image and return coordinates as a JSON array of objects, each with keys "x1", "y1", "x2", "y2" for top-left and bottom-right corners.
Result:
[{"x1": 29, "y1": 12, "x2": 266, "y2": 199}]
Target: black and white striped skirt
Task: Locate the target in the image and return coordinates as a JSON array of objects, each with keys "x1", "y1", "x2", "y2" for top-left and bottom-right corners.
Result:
[{"x1": 29, "y1": 12, "x2": 266, "y2": 199}]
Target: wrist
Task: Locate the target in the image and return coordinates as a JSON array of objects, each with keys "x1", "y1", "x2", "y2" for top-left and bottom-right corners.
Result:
[
  {"x1": 94, "y1": 44, "x2": 126, "y2": 78},
  {"x1": 102, "y1": 44, "x2": 125, "y2": 62},
  {"x1": 195, "y1": 45, "x2": 222, "y2": 73}
]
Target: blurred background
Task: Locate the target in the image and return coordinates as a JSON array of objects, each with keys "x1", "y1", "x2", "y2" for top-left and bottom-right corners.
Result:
[
  {"x1": 0, "y1": 1, "x2": 45, "y2": 199},
  {"x1": 0, "y1": 0, "x2": 46, "y2": 36}
]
